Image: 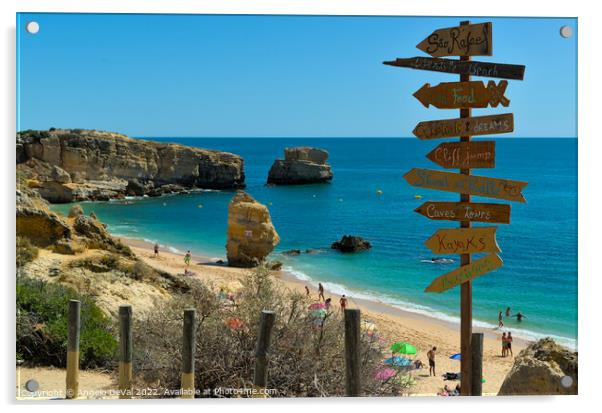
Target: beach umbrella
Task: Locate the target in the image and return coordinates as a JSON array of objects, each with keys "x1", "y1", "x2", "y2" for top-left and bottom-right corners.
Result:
[
  {"x1": 384, "y1": 356, "x2": 412, "y2": 367},
  {"x1": 450, "y1": 353, "x2": 461, "y2": 360},
  {"x1": 390, "y1": 342, "x2": 417, "y2": 355},
  {"x1": 374, "y1": 367, "x2": 396, "y2": 381}
]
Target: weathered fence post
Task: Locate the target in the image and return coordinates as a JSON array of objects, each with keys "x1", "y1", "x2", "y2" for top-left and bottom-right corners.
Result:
[
  {"x1": 119, "y1": 305, "x2": 133, "y2": 399},
  {"x1": 344, "y1": 308, "x2": 361, "y2": 397},
  {"x1": 66, "y1": 299, "x2": 81, "y2": 399},
  {"x1": 181, "y1": 308, "x2": 197, "y2": 399},
  {"x1": 253, "y1": 310, "x2": 275, "y2": 398},
  {"x1": 471, "y1": 332, "x2": 484, "y2": 396}
]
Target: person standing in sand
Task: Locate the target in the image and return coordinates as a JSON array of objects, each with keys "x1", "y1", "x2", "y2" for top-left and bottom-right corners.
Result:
[
  {"x1": 501, "y1": 332, "x2": 507, "y2": 357},
  {"x1": 184, "y1": 250, "x2": 192, "y2": 268},
  {"x1": 318, "y1": 283, "x2": 325, "y2": 301},
  {"x1": 498, "y1": 311, "x2": 504, "y2": 328},
  {"x1": 339, "y1": 295, "x2": 347, "y2": 311},
  {"x1": 427, "y1": 347, "x2": 437, "y2": 376},
  {"x1": 154, "y1": 243, "x2": 159, "y2": 258},
  {"x1": 305, "y1": 286, "x2": 310, "y2": 296},
  {"x1": 507, "y1": 332, "x2": 514, "y2": 357}
]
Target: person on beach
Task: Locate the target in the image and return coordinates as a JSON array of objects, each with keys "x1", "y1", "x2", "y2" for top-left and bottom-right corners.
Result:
[
  {"x1": 498, "y1": 311, "x2": 504, "y2": 328},
  {"x1": 154, "y1": 243, "x2": 159, "y2": 258},
  {"x1": 184, "y1": 251, "x2": 192, "y2": 268},
  {"x1": 427, "y1": 346, "x2": 437, "y2": 376},
  {"x1": 514, "y1": 312, "x2": 526, "y2": 322},
  {"x1": 505, "y1": 307, "x2": 511, "y2": 317},
  {"x1": 325, "y1": 298, "x2": 332, "y2": 310},
  {"x1": 507, "y1": 332, "x2": 514, "y2": 357},
  {"x1": 501, "y1": 332, "x2": 507, "y2": 357},
  {"x1": 318, "y1": 283, "x2": 325, "y2": 301},
  {"x1": 339, "y1": 295, "x2": 347, "y2": 310},
  {"x1": 305, "y1": 286, "x2": 310, "y2": 296}
]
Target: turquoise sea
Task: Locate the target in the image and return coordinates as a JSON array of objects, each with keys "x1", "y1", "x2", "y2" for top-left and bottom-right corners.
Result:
[{"x1": 52, "y1": 138, "x2": 577, "y2": 349}]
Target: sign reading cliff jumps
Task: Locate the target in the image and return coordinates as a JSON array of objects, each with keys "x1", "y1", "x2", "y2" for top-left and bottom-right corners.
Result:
[
  {"x1": 426, "y1": 141, "x2": 495, "y2": 169},
  {"x1": 413, "y1": 81, "x2": 510, "y2": 109},
  {"x1": 385, "y1": 20, "x2": 527, "y2": 395},
  {"x1": 424, "y1": 254, "x2": 503, "y2": 293},
  {"x1": 403, "y1": 168, "x2": 528, "y2": 203},
  {"x1": 413, "y1": 113, "x2": 514, "y2": 140},
  {"x1": 415, "y1": 201, "x2": 511, "y2": 224},
  {"x1": 416, "y1": 22, "x2": 492, "y2": 57},
  {"x1": 424, "y1": 227, "x2": 500, "y2": 255}
]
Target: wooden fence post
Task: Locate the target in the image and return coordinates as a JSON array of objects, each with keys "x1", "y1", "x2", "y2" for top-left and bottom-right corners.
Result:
[
  {"x1": 181, "y1": 308, "x2": 197, "y2": 399},
  {"x1": 344, "y1": 308, "x2": 361, "y2": 397},
  {"x1": 66, "y1": 299, "x2": 80, "y2": 399},
  {"x1": 253, "y1": 310, "x2": 275, "y2": 397},
  {"x1": 119, "y1": 305, "x2": 133, "y2": 399},
  {"x1": 471, "y1": 332, "x2": 484, "y2": 396}
]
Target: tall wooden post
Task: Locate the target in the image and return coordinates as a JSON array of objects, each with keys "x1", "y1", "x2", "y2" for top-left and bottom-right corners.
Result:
[
  {"x1": 459, "y1": 19, "x2": 473, "y2": 396},
  {"x1": 471, "y1": 332, "x2": 484, "y2": 396},
  {"x1": 66, "y1": 299, "x2": 80, "y2": 399},
  {"x1": 181, "y1": 308, "x2": 197, "y2": 398},
  {"x1": 253, "y1": 310, "x2": 275, "y2": 397},
  {"x1": 344, "y1": 308, "x2": 361, "y2": 397},
  {"x1": 119, "y1": 305, "x2": 133, "y2": 399}
]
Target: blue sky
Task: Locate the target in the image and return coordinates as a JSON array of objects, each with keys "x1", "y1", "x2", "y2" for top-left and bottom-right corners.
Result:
[{"x1": 17, "y1": 14, "x2": 577, "y2": 137}]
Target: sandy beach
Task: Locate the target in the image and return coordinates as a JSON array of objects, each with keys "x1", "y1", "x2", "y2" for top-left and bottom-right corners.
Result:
[{"x1": 123, "y1": 237, "x2": 527, "y2": 396}]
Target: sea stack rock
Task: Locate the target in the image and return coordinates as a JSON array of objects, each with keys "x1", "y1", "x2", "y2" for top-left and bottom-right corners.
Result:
[
  {"x1": 331, "y1": 235, "x2": 372, "y2": 253},
  {"x1": 226, "y1": 191, "x2": 280, "y2": 268},
  {"x1": 267, "y1": 147, "x2": 333, "y2": 185},
  {"x1": 498, "y1": 338, "x2": 578, "y2": 395}
]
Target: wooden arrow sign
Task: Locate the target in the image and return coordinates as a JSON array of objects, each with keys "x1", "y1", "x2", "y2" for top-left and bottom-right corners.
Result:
[
  {"x1": 403, "y1": 168, "x2": 527, "y2": 203},
  {"x1": 414, "y1": 81, "x2": 509, "y2": 109},
  {"x1": 413, "y1": 113, "x2": 514, "y2": 140},
  {"x1": 426, "y1": 141, "x2": 495, "y2": 169},
  {"x1": 416, "y1": 22, "x2": 492, "y2": 57},
  {"x1": 383, "y1": 57, "x2": 525, "y2": 80},
  {"x1": 424, "y1": 227, "x2": 500, "y2": 255},
  {"x1": 415, "y1": 202, "x2": 511, "y2": 224},
  {"x1": 425, "y1": 253, "x2": 503, "y2": 293}
]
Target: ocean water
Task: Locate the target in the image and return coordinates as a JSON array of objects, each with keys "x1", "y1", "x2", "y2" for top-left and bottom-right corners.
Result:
[{"x1": 52, "y1": 138, "x2": 577, "y2": 348}]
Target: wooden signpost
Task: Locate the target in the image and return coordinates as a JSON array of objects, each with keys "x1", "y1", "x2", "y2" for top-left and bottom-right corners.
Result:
[
  {"x1": 416, "y1": 22, "x2": 492, "y2": 57},
  {"x1": 415, "y1": 201, "x2": 511, "y2": 224},
  {"x1": 424, "y1": 227, "x2": 500, "y2": 255},
  {"x1": 426, "y1": 141, "x2": 495, "y2": 169},
  {"x1": 403, "y1": 168, "x2": 527, "y2": 203},
  {"x1": 413, "y1": 113, "x2": 514, "y2": 140},
  {"x1": 383, "y1": 57, "x2": 525, "y2": 80},
  {"x1": 413, "y1": 81, "x2": 510, "y2": 109},
  {"x1": 385, "y1": 20, "x2": 526, "y2": 395},
  {"x1": 424, "y1": 254, "x2": 503, "y2": 293}
]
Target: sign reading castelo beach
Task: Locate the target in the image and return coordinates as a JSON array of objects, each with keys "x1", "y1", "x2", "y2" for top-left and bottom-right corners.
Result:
[{"x1": 384, "y1": 20, "x2": 527, "y2": 395}]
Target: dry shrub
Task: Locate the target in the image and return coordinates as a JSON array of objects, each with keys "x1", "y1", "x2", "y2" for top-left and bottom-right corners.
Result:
[{"x1": 132, "y1": 264, "x2": 409, "y2": 397}]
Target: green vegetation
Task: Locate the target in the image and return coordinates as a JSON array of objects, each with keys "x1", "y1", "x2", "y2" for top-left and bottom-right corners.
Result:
[
  {"x1": 16, "y1": 276, "x2": 117, "y2": 368},
  {"x1": 16, "y1": 236, "x2": 39, "y2": 268}
]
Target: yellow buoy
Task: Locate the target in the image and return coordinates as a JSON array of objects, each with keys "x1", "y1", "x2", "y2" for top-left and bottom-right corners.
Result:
[{"x1": 414, "y1": 195, "x2": 422, "y2": 199}]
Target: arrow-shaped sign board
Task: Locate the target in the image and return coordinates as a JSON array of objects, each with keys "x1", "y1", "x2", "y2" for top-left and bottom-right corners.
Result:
[
  {"x1": 403, "y1": 168, "x2": 527, "y2": 203},
  {"x1": 426, "y1": 141, "x2": 495, "y2": 169},
  {"x1": 416, "y1": 22, "x2": 492, "y2": 57},
  {"x1": 424, "y1": 226, "x2": 500, "y2": 255},
  {"x1": 425, "y1": 253, "x2": 503, "y2": 293},
  {"x1": 415, "y1": 202, "x2": 511, "y2": 224},
  {"x1": 383, "y1": 57, "x2": 525, "y2": 80},
  {"x1": 413, "y1": 113, "x2": 514, "y2": 140},
  {"x1": 414, "y1": 81, "x2": 509, "y2": 109}
]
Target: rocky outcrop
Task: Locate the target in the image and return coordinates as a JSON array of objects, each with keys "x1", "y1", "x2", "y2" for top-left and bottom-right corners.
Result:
[
  {"x1": 331, "y1": 235, "x2": 372, "y2": 253},
  {"x1": 498, "y1": 338, "x2": 578, "y2": 395},
  {"x1": 17, "y1": 129, "x2": 245, "y2": 202},
  {"x1": 267, "y1": 147, "x2": 333, "y2": 185},
  {"x1": 226, "y1": 191, "x2": 280, "y2": 268}
]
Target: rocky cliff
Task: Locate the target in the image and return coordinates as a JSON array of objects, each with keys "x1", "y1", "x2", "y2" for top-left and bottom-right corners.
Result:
[
  {"x1": 226, "y1": 191, "x2": 280, "y2": 267},
  {"x1": 267, "y1": 147, "x2": 333, "y2": 185},
  {"x1": 498, "y1": 338, "x2": 578, "y2": 395},
  {"x1": 17, "y1": 129, "x2": 245, "y2": 202}
]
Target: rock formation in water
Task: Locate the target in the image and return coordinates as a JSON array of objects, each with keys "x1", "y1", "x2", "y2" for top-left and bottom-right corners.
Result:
[
  {"x1": 226, "y1": 191, "x2": 280, "y2": 268},
  {"x1": 16, "y1": 129, "x2": 245, "y2": 203},
  {"x1": 267, "y1": 147, "x2": 333, "y2": 185},
  {"x1": 331, "y1": 235, "x2": 372, "y2": 253},
  {"x1": 498, "y1": 338, "x2": 578, "y2": 395}
]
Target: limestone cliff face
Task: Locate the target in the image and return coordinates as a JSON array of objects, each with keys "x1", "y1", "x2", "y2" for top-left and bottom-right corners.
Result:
[
  {"x1": 226, "y1": 191, "x2": 280, "y2": 268},
  {"x1": 17, "y1": 129, "x2": 245, "y2": 202},
  {"x1": 267, "y1": 147, "x2": 333, "y2": 185}
]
